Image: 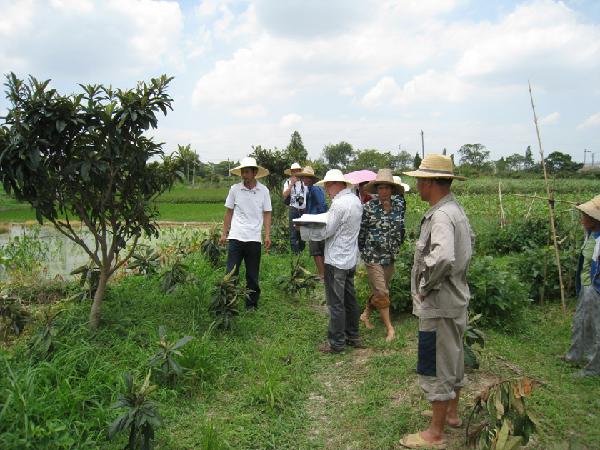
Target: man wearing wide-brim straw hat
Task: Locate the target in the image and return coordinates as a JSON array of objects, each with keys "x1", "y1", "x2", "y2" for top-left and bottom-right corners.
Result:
[
  {"x1": 219, "y1": 156, "x2": 272, "y2": 309},
  {"x1": 297, "y1": 166, "x2": 328, "y2": 282},
  {"x1": 358, "y1": 169, "x2": 407, "y2": 342},
  {"x1": 283, "y1": 162, "x2": 307, "y2": 254},
  {"x1": 561, "y1": 194, "x2": 600, "y2": 377},
  {"x1": 297, "y1": 169, "x2": 363, "y2": 353},
  {"x1": 399, "y1": 154, "x2": 474, "y2": 449}
]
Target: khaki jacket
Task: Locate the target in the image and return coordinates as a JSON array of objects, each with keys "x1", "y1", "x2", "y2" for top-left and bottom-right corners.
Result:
[{"x1": 411, "y1": 193, "x2": 474, "y2": 318}]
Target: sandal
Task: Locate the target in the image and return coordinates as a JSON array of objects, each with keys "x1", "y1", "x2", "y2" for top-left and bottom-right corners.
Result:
[{"x1": 399, "y1": 432, "x2": 447, "y2": 449}]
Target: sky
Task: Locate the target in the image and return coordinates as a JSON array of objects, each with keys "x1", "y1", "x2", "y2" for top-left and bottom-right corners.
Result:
[{"x1": 1, "y1": 0, "x2": 599, "y2": 164}]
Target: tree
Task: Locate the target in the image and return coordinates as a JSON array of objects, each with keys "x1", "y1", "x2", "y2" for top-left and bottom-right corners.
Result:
[
  {"x1": 347, "y1": 149, "x2": 394, "y2": 171},
  {"x1": 175, "y1": 144, "x2": 200, "y2": 184},
  {"x1": 458, "y1": 144, "x2": 490, "y2": 169},
  {"x1": 322, "y1": 141, "x2": 354, "y2": 170},
  {"x1": 544, "y1": 151, "x2": 582, "y2": 174},
  {"x1": 0, "y1": 73, "x2": 178, "y2": 330},
  {"x1": 505, "y1": 153, "x2": 526, "y2": 172},
  {"x1": 286, "y1": 131, "x2": 308, "y2": 163},
  {"x1": 413, "y1": 152, "x2": 422, "y2": 169},
  {"x1": 393, "y1": 150, "x2": 414, "y2": 170},
  {"x1": 250, "y1": 145, "x2": 290, "y2": 192},
  {"x1": 524, "y1": 145, "x2": 535, "y2": 170}
]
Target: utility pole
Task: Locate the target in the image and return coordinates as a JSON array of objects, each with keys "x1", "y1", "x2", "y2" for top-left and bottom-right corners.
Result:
[
  {"x1": 584, "y1": 149, "x2": 591, "y2": 166},
  {"x1": 420, "y1": 130, "x2": 425, "y2": 158}
]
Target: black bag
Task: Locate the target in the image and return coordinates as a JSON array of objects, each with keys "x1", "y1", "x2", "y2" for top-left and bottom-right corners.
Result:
[{"x1": 284, "y1": 195, "x2": 291, "y2": 206}]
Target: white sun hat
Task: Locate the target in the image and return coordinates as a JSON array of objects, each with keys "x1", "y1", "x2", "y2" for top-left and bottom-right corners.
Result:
[
  {"x1": 229, "y1": 156, "x2": 269, "y2": 178},
  {"x1": 315, "y1": 169, "x2": 353, "y2": 188},
  {"x1": 284, "y1": 162, "x2": 303, "y2": 175},
  {"x1": 393, "y1": 175, "x2": 410, "y2": 193}
]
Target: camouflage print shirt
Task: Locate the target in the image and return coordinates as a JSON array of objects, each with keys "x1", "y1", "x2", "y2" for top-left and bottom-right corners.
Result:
[{"x1": 358, "y1": 195, "x2": 406, "y2": 265}]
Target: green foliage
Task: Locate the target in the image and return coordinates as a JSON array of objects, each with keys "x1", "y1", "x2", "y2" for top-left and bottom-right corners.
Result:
[
  {"x1": 28, "y1": 308, "x2": 63, "y2": 359},
  {"x1": 200, "y1": 227, "x2": 224, "y2": 267},
  {"x1": 148, "y1": 326, "x2": 193, "y2": 386},
  {"x1": 467, "y1": 377, "x2": 538, "y2": 449},
  {"x1": 0, "y1": 295, "x2": 30, "y2": 338},
  {"x1": 160, "y1": 260, "x2": 189, "y2": 293},
  {"x1": 464, "y1": 313, "x2": 485, "y2": 370},
  {"x1": 0, "y1": 227, "x2": 48, "y2": 275},
  {"x1": 129, "y1": 245, "x2": 161, "y2": 276},
  {"x1": 285, "y1": 130, "x2": 308, "y2": 163},
  {"x1": 322, "y1": 141, "x2": 354, "y2": 170},
  {"x1": 477, "y1": 217, "x2": 549, "y2": 255},
  {"x1": 108, "y1": 371, "x2": 162, "y2": 450},
  {"x1": 0, "y1": 73, "x2": 179, "y2": 329},
  {"x1": 388, "y1": 252, "x2": 413, "y2": 312},
  {"x1": 544, "y1": 151, "x2": 582, "y2": 175},
  {"x1": 277, "y1": 257, "x2": 319, "y2": 297},
  {"x1": 458, "y1": 143, "x2": 493, "y2": 174},
  {"x1": 249, "y1": 144, "x2": 291, "y2": 192},
  {"x1": 468, "y1": 256, "x2": 531, "y2": 328},
  {"x1": 209, "y1": 267, "x2": 251, "y2": 330}
]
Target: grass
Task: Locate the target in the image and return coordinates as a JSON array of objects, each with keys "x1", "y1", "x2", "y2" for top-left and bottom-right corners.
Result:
[{"x1": 1, "y1": 246, "x2": 599, "y2": 449}]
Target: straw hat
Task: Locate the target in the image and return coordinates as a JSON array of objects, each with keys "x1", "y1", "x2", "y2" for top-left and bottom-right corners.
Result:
[
  {"x1": 365, "y1": 169, "x2": 403, "y2": 194},
  {"x1": 393, "y1": 176, "x2": 410, "y2": 193},
  {"x1": 229, "y1": 156, "x2": 269, "y2": 178},
  {"x1": 284, "y1": 162, "x2": 303, "y2": 175},
  {"x1": 297, "y1": 166, "x2": 319, "y2": 180},
  {"x1": 403, "y1": 154, "x2": 466, "y2": 180},
  {"x1": 576, "y1": 194, "x2": 600, "y2": 222},
  {"x1": 315, "y1": 169, "x2": 352, "y2": 188}
]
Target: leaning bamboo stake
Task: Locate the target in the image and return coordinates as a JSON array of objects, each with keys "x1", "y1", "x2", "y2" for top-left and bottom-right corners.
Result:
[
  {"x1": 512, "y1": 193, "x2": 578, "y2": 205},
  {"x1": 528, "y1": 81, "x2": 566, "y2": 314}
]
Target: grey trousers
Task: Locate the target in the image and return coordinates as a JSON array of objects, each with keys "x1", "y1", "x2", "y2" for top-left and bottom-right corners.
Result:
[
  {"x1": 324, "y1": 264, "x2": 360, "y2": 350},
  {"x1": 566, "y1": 285, "x2": 600, "y2": 376}
]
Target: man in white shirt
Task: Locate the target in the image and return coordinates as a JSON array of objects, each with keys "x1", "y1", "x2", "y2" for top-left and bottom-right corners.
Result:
[
  {"x1": 313, "y1": 169, "x2": 363, "y2": 353},
  {"x1": 219, "y1": 157, "x2": 272, "y2": 309},
  {"x1": 282, "y1": 162, "x2": 307, "y2": 254}
]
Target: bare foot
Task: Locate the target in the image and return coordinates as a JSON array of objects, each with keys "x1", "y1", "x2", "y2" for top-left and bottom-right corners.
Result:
[
  {"x1": 360, "y1": 313, "x2": 375, "y2": 329},
  {"x1": 385, "y1": 329, "x2": 396, "y2": 342}
]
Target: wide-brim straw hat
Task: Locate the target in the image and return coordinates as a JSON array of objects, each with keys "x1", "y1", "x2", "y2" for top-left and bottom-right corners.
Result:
[
  {"x1": 315, "y1": 169, "x2": 352, "y2": 188},
  {"x1": 365, "y1": 169, "x2": 403, "y2": 194},
  {"x1": 229, "y1": 156, "x2": 269, "y2": 178},
  {"x1": 576, "y1": 194, "x2": 600, "y2": 222},
  {"x1": 284, "y1": 162, "x2": 302, "y2": 175},
  {"x1": 403, "y1": 154, "x2": 466, "y2": 180},
  {"x1": 393, "y1": 176, "x2": 410, "y2": 193},
  {"x1": 297, "y1": 166, "x2": 319, "y2": 180}
]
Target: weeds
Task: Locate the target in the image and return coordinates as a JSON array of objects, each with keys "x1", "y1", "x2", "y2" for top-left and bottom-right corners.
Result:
[
  {"x1": 465, "y1": 313, "x2": 486, "y2": 370},
  {"x1": 28, "y1": 308, "x2": 63, "y2": 359},
  {"x1": 0, "y1": 295, "x2": 29, "y2": 338},
  {"x1": 277, "y1": 256, "x2": 319, "y2": 297},
  {"x1": 209, "y1": 267, "x2": 251, "y2": 330},
  {"x1": 129, "y1": 246, "x2": 161, "y2": 276}
]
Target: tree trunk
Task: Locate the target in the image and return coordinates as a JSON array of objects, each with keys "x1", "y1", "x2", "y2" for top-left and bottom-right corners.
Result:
[{"x1": 89, "y1": 268, "x2": 109, "y2": 330}]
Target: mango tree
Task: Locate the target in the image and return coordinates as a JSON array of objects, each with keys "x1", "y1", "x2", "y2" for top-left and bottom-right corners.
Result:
[{"x1": 0, "y1": 73, "x2": 178, "y2": 330}]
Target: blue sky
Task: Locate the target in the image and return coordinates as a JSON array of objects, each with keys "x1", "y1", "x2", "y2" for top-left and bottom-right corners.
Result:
[{"x1": 1, "y1": 0, "x2": 599, "y2": 164}]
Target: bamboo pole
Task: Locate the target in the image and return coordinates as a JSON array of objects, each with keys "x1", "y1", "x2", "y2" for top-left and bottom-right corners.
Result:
[
  {"x1": 512, "y1": 193, "x2": 578, "y2": 205},
  {"x1": 528, "y1": 81, "x2": 566, "y2": 314}
]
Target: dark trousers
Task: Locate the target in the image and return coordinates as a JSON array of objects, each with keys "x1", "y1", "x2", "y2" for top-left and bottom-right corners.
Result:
[
  {"x1": 324, "y1": 264, "x2": 360, "y2": 350},
  {"x1": 289, "y1": 207, "x2": 305, "y2": 254},
  {"x1": 226, "y1": 239, "x2": 262, "y2": 308}
]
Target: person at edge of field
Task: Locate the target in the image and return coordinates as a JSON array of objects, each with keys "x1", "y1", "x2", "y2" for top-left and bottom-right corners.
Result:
[
  {"x1": 399, "y1": 154, "x2": 474, "y2": 450},
  {"x1": 297, "y1": 169, "x2": 363, "y2": 353},
  {"x1": 358, "y1": 169, "x2": 406, "y2": 342},
  {"x1": 282, "y1": 162, "x2": 307, "y2": 254},
  {"x1": 561, "y1": 194, "x2": 600, "y2": 377},
  {"x1": 219, "y1": 157, "x2": 272, "y2": 309},
  {"x1": 298, "y1": 165, "x2": 328, "y2": 282}
]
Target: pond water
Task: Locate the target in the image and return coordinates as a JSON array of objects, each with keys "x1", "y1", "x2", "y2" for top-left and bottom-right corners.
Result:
[{"x1": 0, "y1": 224, "x2": 209, "y2": 281}]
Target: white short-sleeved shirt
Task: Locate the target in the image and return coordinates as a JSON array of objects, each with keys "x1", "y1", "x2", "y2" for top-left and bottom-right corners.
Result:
[
  {"x1": 225, "y1": 181, "x2": 272, "y2": 242},
  {"x1": 283, "y1": 179, "x2": 307, "y2": 210}
]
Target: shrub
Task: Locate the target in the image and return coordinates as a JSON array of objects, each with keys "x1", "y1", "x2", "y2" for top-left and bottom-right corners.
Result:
[
  {"x1": 277, "y1": 257, "x2": 319, "y2": 297},
  {"x1": 147, "y1": 326, "x2": 193, "y2": 386},
  {"x1": 468, "y1": 256, "x2": 531, "y2": 328},
  {"x1": 476, "y1": 217, "x2": 549, "y2": 255}
]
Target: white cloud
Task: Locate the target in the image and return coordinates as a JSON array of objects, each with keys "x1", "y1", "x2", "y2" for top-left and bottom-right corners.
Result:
[
  {"x1": 539, "y1": 111, "x2": 560, "y2": 125},
  {"x1": 280, "y1": 113, "x2": 302, "y2": 127},
  {"x1": 577, "y1": 112, "x2": 600, "y2": 130}
]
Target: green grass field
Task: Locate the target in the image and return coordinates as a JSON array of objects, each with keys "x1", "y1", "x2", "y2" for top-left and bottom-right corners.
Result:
[{"x1": 1, "y1": 251, "x2": 598, "y2": 449}]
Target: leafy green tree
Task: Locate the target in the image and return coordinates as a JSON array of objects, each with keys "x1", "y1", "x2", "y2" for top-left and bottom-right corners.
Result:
[
  {"x1": 175, "y1": 144, "x2": 200, "y2": 184},
  {"x1": 322, "y1": 141, "x2": 355, "y2": 170},
  {"x1": 524, "y1": 145, "x2": 535, "y2": 170},
  {"x1": 393, "y1": 150, "x2": 414, "y2": 170},
  {"x1": 250, "y1": 145, "x2": 290, "y2": 192},
  {"x1": 413, "y1": 152, "x2": 422, "y2": 169},
  {"x1": 0, "y1": 73, "x2": 178, "y2": 330},
  {"x1": 347, "y1": 149, "x2": 394, "y2": 171},
  {"x1": 544, "y1": 151, "x2": 582, "y2": 174},
  {"x1": 286, "y1": 130, "x2": 308, "y2": 163},
  {"x1": 505, "y1": 153, "x2": 526, "y2": 172},
  {"x1": 458, "y1": 143, "x2": 490, "y2": 169},
  {"x1": 495, "y1": 156, "x2": 509, "y2": 175}
]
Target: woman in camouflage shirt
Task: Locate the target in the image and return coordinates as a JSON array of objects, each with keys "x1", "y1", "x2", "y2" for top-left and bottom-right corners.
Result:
[{"x1": 358, "y1": 169, "x2": 406, "y2": 341}]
